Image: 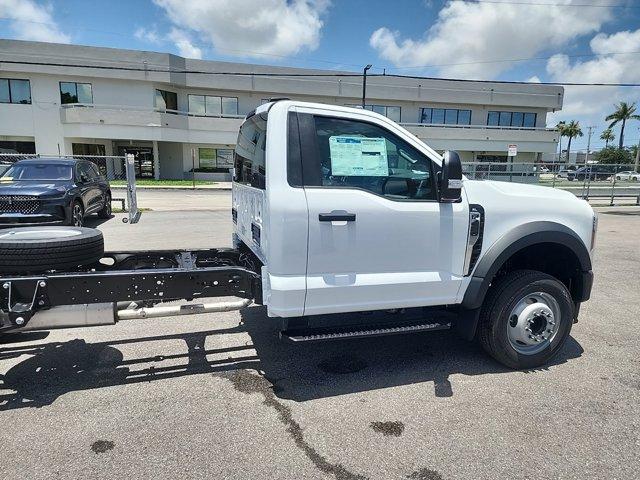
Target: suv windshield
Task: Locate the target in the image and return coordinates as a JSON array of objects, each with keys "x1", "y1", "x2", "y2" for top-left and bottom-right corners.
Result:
[{"x1": 1, "y1": 163, "x2": 73, "y2": 181}]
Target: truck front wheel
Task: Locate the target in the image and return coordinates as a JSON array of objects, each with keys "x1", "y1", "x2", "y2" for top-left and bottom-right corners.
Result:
[{"x1": 478, "y1": 270, "x2": 574, "y2": 369}]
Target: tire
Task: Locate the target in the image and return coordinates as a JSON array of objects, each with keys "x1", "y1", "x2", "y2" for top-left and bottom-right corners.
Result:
[
  {"x1": 0, "y1": 227, "x2": 104, "y2": 273},
  {"x1": 66, "y1": 200, "x2": 84, "y2": 227},
  {"x1": 478, "y1": 270, "x2": 574, "y2": 369},
  {"x1": 98, "y1": 192, "x2": 112, "y2": 219}
]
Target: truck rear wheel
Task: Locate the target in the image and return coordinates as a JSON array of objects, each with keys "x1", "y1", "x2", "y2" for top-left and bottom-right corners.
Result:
[
  {"x1": 0, "y1": 227, "x2": 104, "y2": 274},
  {"x1": 478, "y1": 270, "x2": 574, "y2": 369}
]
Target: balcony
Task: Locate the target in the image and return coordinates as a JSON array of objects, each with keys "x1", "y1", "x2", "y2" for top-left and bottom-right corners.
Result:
[
  {"x1": 60, "y1": 104, "x2": 244, "y2": 144},
  {"x1": 401, "y1": 122, "x2": 559, "y2": 153}
]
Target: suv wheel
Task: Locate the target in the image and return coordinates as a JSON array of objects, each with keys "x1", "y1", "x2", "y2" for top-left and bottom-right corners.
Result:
[
  {"x1": 478, "y1": 270, "x2": 574, "y2": 369},
  {"x1": 98, "y1": 192, "x2": 112, "y2": 219},
  {"x1": 69, "y1": 201, "x2": 84, "y2": 227}
]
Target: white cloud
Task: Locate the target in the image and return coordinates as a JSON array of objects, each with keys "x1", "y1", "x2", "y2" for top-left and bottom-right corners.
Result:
[
  {"x1": 168, "y1": 28, "x2": 202, "y2": 59},
  {"x1": 134, "y1": 26, "x2": 161, "y2": 45},
  {"x1": 0, "y1": 0, "x2": 70, "y2": 43},
  {"x1": 153, "y1": 0, "x2": 329, "y2": 58},
  {"x1": 545, "y1": 29, "x2": 640, "y2": 148},
  {"x1": 370, "y1": 0, "x2": 612, "y2": 78}
]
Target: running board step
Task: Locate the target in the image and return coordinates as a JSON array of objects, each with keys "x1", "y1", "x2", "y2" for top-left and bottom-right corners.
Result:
[{"x1": 281, "y1": 320, "x2": 451, "y2": 342}]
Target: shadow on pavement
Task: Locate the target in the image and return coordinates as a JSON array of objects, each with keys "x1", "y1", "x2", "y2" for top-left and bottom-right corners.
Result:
[{"x1": 0, "y1": 306, "x2": 583, "y2": 410}]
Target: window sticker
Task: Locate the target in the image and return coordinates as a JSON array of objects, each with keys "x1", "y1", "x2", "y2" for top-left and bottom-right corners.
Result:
[{"x1": 329, "y1": 136, "x2": 388, "y2": 177}]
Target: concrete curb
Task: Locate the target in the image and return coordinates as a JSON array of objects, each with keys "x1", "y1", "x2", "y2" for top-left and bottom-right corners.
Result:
[{"x1": 111, "y1": 184, "x2": 232, "y2": 191}]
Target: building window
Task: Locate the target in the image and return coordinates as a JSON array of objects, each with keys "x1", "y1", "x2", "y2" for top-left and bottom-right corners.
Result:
[
  {"x1": 0, "y1": 79, "x2": 32, "y2": 104},
  {"x1": 188, "y1": 95, "x2": 238, "y2": 116},
  {"x1": 346, "y1": 104, "x2": 402, "y2": 122},
  {"x1": 487, "y1": 111, "x2": 537, "y2": 128},
  {"x1": 155, "y1": 89, "x2": 178, "y2": 111},
  {"x1": 197, "y1": 147, "x2": 235, "y2": 170},
  {"x1": 60, "y1": 82, "x2": 93, "y2": 104},
  {"x1": 72, "y1": 143, "x2": 106, "y2": 156},
  {"x1": 420, "y1": 108, "x2": 471, "y2": 125},
  {"x1": 0, "y1": 140, "x2": 35, "y2": 154}
]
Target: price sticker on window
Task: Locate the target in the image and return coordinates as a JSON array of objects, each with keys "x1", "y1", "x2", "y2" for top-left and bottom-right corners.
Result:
[{"x1": 329, "y1": 136, "x2": 388, "y2": 177}]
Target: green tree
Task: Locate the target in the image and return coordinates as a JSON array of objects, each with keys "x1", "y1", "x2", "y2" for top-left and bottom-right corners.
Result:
[
  {"x1": 605, "y1": 102, "x2": 640, "y2": 149},
  {"x1": 593, "y1": 146, "x2": 633, "y2": 165},
  {"x1": 563, "y1": 120, "x2": 583, "y2": 163},
  {"x1": 600, "y1": 128, "x2": 615, "y2": 148}
]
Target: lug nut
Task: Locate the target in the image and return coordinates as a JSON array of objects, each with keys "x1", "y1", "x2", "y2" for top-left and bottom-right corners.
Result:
[
  {"x1": 15, "y1": 317, "x2": 25, "y2": 325},
  {"x1": 2, "y1": 283, "x2": 8, "y2": 290},
  {"x1": 39, "y1": 281, "x2": 46, "y2": 288}
]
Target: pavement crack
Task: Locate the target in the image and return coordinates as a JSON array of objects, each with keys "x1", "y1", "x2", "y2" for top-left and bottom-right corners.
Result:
[
  {"x1": 91, "y1": 440, "x2": 115, "y2": 454},
  {"x1": 218, "y1": 369, "x2": 368, "y2": 480},
  {"x1": 370, "y1": 421, "x2": 404, "y2": 437}
]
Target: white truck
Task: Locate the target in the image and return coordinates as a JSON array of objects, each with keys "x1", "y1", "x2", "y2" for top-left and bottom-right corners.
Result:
[{"x1": 0, "y1": 100, "x2": 596, "y2": 369}]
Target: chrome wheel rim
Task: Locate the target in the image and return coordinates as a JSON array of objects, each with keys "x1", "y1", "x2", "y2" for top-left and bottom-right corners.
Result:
[
  {"x1": 72, "y1": 204, "x2": 83, "y2": 227},
  {"x1": 105, "y1": 195, "x2": 112, "y2": 215},
  {"x1": 507, "y1": 292, "x2": 561, "y2": 355}
]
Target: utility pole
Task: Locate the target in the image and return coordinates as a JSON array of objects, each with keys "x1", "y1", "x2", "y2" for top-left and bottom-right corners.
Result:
[
  {"x1": 634, "y1": 127, "x2": 640, "y2": 173},
  {"x1": 585, "y1": 125, "x2": 596, "y2": 165},
  {"x1": 362, "y1": 64, "x2": 372, "y2": 108}
]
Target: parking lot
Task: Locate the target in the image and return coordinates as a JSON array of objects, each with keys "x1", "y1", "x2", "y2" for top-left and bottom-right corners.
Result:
[{"x1": 1, "y1": 195, "x2": 639, "y2": 480}]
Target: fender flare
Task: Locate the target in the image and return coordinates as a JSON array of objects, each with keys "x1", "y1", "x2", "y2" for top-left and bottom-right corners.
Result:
[{"x1": 461, "y1": 221, "x2": 592, "y2": 311}]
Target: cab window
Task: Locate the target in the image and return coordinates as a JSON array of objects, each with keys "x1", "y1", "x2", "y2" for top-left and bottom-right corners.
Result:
[{"x1": 310, "y1": 116, "x2": 437, "y2": 201}]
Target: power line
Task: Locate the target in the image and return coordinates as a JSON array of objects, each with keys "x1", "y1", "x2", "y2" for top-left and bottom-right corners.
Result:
[
  {"x1": 1, "y1": 58, "x2": 639, "y2": 87},
  {"x1": 464, "y1": 0, "x2": 640, "y2": 7}
]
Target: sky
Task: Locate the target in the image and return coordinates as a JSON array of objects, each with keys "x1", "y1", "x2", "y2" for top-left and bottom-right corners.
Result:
[{"x1": 0, "y1": 0, "x2": 639, "y2": 150}]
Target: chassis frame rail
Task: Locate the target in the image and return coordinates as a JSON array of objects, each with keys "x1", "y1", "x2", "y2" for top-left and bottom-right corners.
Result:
[{"x1": 0, "y1": 248, "x2": 261, "y2": 331}]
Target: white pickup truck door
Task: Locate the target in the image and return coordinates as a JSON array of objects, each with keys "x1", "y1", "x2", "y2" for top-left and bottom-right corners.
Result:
[{"x1": 299, "y1": 111, "x2": 469, "y2": 316}]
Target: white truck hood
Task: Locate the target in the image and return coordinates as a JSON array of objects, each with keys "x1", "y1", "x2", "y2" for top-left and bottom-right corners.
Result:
[{"x1": 463, "y1": 179, "x2": 595, "y2": 258}]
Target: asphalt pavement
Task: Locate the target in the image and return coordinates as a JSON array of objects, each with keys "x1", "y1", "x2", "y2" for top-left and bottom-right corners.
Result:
[{"x1": 0, "y1": 205, "x2": 639, "y2": 480}]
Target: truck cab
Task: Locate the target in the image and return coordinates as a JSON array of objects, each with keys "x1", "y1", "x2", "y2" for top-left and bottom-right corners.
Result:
[{"x1": 232, "y1": 100, "x2": 596, "y2": 368}]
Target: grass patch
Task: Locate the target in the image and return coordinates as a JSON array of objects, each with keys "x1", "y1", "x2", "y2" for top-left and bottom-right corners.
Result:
[
  {"x1": 112, "y1": 207, "x2": 152, "y2": 213},
  {"x1": 111, "y1": 179, "x2": 217, "y2": 187}
]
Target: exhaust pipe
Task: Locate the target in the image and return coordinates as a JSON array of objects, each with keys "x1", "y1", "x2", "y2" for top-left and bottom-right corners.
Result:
[
  {"x1": 116, "y1": 298, "x2": 252, "y2": 320},
  {"x1": 18, "y1": 303, "x2": 116, "y2": 331},
  {"x1": 15, "y1": 298, "x2": 252, "y2": 331}
]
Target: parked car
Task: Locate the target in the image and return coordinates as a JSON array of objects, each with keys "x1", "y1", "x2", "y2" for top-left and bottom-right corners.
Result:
[
  {"x1": 568, "y1": 165, "x2": 616, "y2": 181},
  {"x1": 0, "y1": 158, "x2": 112, "y2": 226},
  {"x1": 557, "y1": 166, "x2": 577, "y2": 179},
  {"x1": 613, "y1": 170, "x2": 640, "y2": 181}
]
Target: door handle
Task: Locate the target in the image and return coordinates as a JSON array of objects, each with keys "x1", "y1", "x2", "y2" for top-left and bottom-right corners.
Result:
[{"x1": 318, "y1": 212, "x2": 356, "y2": 222}]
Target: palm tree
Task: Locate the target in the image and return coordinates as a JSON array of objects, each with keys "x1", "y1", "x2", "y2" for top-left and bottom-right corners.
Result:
[
  {"x1": 563, "y1": 120, "x2": 583, "y2": 163},
  {"x1": 600, "y1": 128, "x2": 615, "y2": 148},
  {"x1": 556, "y1": 121, "x2": 566, "y2": 162},
  {"x1": 605, "y1": 102, "x2": 640, "y2": 149}
]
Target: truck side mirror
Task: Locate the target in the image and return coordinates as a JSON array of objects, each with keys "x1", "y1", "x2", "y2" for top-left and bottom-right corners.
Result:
[{"x1": 439, "y1": 150, "x2": 463, "y2": 203}]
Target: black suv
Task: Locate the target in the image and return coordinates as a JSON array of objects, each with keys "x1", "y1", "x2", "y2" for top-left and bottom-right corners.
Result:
[
  {"x1": 0, "y1": 158, "x2": 111, "y2": 227},
  {"x1": 568, "y1": 165, "x2": 616, "y2": 181}
]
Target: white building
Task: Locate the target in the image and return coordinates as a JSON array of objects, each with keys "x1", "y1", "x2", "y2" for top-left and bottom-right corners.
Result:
[{"x1": 0, "y1": 39, "x2": 563, "y2": 180}]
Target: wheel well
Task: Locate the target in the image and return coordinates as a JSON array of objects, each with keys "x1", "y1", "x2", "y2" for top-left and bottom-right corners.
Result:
[{"x1": 493, "y1": 242, "x2": 585, "y2": 303}]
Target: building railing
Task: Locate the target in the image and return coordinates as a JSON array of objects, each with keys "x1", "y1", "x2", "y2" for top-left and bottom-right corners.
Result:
[
  {"x1": 60, "y1": 103, "x2": 245, "y2": 119},
  {"x1": 60, "y1": 104, "x2": 557, "y2": 132},
  {"x1": 402, "y1": 122, "x2": 556, "y2": 132}
]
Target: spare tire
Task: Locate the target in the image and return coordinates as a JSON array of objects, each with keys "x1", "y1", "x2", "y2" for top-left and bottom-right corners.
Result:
[{"x1": 0, "y1": 227, "x2": 104, "y2": 274}]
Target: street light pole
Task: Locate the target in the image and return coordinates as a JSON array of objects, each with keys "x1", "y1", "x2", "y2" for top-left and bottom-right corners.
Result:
[
  {"x1": 634, "y1": 127, "x2": 640, "y2": 173},
  {"x1": 362, "y1": 64, "x2": 372, "y2": 108}
]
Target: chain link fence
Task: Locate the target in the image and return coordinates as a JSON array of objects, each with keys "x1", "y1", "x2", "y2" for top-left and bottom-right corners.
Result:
[
  {"x1": 463, "y1": 161, "x2": 640, "y2": 205},
  {"x1": 0, "y1": 153, "x2": 139, "y2": 222}
]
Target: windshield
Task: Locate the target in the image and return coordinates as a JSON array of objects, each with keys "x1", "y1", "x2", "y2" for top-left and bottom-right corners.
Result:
[{"x1": 1, "y1": 163, "x2": 73, "y2": 181}]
